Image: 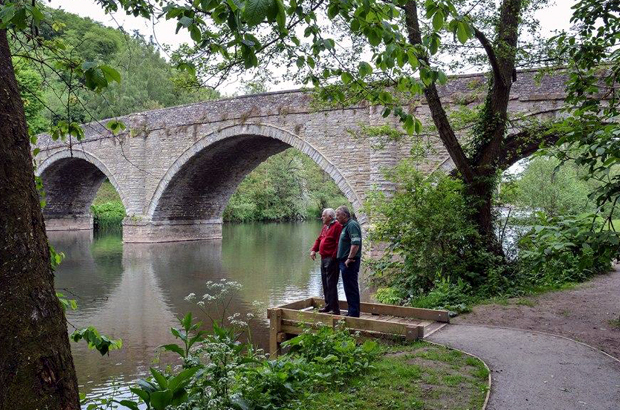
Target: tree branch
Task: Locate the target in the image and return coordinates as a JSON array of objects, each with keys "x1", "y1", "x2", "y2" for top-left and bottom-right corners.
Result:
[
  {"x1": 472, "y1": 27, "x2": 504, "y2": 87},
  {"x1": 497, "y1": 126, "x2": 560, "y2": 171},
  {"x1": 403, "y1": 0, "x2": 476, "y2": 183}
]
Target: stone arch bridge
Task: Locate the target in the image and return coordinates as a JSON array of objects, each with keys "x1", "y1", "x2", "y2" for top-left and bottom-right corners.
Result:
[{"x1": 35, "y1": 70, "x2": 566, "y2": 243}]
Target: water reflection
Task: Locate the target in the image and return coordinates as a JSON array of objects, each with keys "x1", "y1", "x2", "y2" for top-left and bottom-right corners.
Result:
[{"x1": 50, "y1": 221, "x2": 349, "y2": 396}]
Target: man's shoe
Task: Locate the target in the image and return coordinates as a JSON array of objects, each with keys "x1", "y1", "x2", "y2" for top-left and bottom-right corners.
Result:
[{"x1": 318, "y1": 307, "x2": 331, "y2": 313}]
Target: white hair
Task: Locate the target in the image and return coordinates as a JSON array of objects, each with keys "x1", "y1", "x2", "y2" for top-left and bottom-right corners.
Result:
[{"x1": 323, "y1": 208, "x2": 336, "y2": 218}]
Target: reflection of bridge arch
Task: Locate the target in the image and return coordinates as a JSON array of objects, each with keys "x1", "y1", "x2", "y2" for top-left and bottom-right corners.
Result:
[
  {"x1": 147, "y1": 123, "x2": 362, "y2": 220},
  {"x1": 37, "y1": 150, "x2": 128, "y2": 230}
]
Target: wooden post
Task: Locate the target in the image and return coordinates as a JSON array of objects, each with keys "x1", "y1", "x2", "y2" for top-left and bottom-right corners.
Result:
[
  {"x1": 405, "y1": 326, "x2": 418, "y2": 341},
  {"x1": 269, "y1": 308, "x2": 282, "y2": 358}
]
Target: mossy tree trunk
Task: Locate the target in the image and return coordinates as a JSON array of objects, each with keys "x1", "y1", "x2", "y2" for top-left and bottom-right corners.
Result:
[
  {"x1": 0, "y1": 23, "x2": 80, "y2": 410},
  {"x1": 403, "y1": 0, "x2": 558, "y2": 259}
]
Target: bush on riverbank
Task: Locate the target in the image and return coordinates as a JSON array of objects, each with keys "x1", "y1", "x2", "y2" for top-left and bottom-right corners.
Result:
[
  {"x1": 368, "y1": 160, "x2": 620, "y2": 313},
  {"x1": 366, "y1": 161, "x2": 509, "y2": 311},
  {"x1": 91, "y1": 201, "x2": 125, "y2": 229}
]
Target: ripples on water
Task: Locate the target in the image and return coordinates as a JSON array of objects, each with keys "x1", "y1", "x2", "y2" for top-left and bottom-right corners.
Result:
[{"x1": 50, "y1": 222, "x2": 352, "y2": 402}]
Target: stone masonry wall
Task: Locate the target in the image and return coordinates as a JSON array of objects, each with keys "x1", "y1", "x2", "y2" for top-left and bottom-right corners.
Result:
[{"x1": 35, "y1": 70, "x2": 567, "y2": 242}]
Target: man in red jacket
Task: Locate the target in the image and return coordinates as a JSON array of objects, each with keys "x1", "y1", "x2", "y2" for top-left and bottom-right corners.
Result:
[{"x1": 310, "y1": 208, "x2": 343, "y2": 314}]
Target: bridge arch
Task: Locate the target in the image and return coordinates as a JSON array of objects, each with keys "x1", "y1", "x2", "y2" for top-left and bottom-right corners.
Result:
[
  {"x1": 37, "y1": 149, "x2": 128, "y2": 230},
  {"x1": 146, "y1": 123, "x2": 363, "y2": 223}
]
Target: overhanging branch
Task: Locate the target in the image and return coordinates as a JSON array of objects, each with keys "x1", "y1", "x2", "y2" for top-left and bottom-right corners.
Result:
[
  {"x1": 498, "y1": 126, "x2": 561, "y2": 171},
  {"x1": 472, "y1": 27, "x2": 505, "y2": 87}
]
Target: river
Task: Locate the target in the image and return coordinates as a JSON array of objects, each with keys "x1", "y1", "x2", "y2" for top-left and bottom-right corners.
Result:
[{"x1": 50, "y1": 221, "x2": 354, "y2": 399}]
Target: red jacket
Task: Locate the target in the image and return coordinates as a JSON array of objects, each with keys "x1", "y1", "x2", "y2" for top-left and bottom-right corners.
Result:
[{"x1": 311, "y1": 221, "x2": 343, "y2": 258}]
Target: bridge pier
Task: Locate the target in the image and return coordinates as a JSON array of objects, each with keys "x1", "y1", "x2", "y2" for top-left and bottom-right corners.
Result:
[
  {"x1": 122, "y1": 218, "x2": 223, "y2": 243},
  {"x1": 45, "y1": 215, "x2": 93, "y2": 231}
]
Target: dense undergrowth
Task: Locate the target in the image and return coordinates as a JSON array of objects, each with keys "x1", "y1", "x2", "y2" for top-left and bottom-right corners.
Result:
[
  {"x1": 368, "y1": 158, "x2": 620, "y2": 313},
  {"x1": 84, "y1": 313, "x2": 488, "y2": 410}
]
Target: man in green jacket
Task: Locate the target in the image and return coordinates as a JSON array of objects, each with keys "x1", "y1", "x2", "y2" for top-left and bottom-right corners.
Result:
[{"x1": 335, "y1": 205, "x2": 362, "y2": 317}]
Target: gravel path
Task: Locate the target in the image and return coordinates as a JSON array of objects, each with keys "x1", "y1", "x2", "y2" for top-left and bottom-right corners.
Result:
[
  {"x1": 453, "y1": 268, "x2": 620, "y2": 359},
  {"x1": 428, "y1": 324, "x2": 620, "y2": 410}
]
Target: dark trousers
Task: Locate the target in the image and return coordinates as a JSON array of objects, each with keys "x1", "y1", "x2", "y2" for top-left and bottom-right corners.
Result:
[
  {"x1": 320, "y1": 257, "x2": 340, "y2": 313},
  {"x1": 339, "y1": 259, "x2": 361, "y2": 317}
]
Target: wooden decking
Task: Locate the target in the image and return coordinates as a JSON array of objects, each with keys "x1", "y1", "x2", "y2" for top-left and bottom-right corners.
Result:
[{"x1": 267, "y1": 297, "x2": 450, "y2": 357}]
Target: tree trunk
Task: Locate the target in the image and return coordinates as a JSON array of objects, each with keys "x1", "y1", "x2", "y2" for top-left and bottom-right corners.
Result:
[{"x1": 0, "y1": 27, "x2": 80, "y2": 410}]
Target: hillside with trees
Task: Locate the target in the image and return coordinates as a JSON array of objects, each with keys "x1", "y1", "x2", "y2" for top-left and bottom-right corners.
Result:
[{"x1": 14, "y1": 8, "x2": 348, "y2": 226}]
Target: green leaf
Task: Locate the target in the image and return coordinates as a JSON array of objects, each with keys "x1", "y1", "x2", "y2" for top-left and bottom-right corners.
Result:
[
  {"x1": 457, "y1": 22, "x2": 469, "y2": 44},
  {"x1": 432, "y1": 10, "x2": 444, "y2": 31},
  {"x1": 167, "y1": 367, "x2": 199, "y2": 392},
  {"x1": 341, "y1": 71, "x2": 353, "y2": 84},
  {"x1": 181, "y1": 312, "x2": 192, "y2": 330},
  {"x1": 179, "y1": 16, "x2": 193, "y2": 27},
  {"x1": 137, "y1": 380, "x2": 157, "y2": 394},
  {"x1": 106, "y1": 120, "x2": 126, "y2": 135},
  {"x1": 160, "y1": 343, "x2": 185, "y2": 357},
  {"x1": 150, "y1": 390, "x2": 173, "y2": 410},
  {"x1": 367, "y1": 29, "x2": 381, "y2": 46},
  {"x1": 243, "y1": 0, "x2": 274, "y2": 26},
  {"x1": 358, "y1": 61, "x2": 372, "y2": 77},
  {"x1": 100, "y1": 65, "x2": 121, "y2": 84},
  {"x1": 275, "y1": 0, "x2": 286, "y2": 31},
  {"x1": 150, "y1": 368, "x2": 168, "y2": 389},
  {"x1": 118, "y1": 400, "x2": 140, "y2": 410}
]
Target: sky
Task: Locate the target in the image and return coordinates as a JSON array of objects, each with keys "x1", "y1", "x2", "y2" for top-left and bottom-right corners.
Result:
[{"x1": 46, "y1": 0, "x2": 577, "y2": 93}]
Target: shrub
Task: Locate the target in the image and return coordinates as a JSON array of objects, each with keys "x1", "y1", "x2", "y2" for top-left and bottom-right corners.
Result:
[
  {"x1": 518, "y1": 213, "x2": 620, "y2": 286},
  {"x1": 367, "y1": 161, "x2": 501, "y2": 303},
  {"x1": 91, "y1": 201, "x2": 125, "y2": 229}
]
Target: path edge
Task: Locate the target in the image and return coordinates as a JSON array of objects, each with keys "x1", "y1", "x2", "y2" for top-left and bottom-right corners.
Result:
[
  {"x1": 449, "y1": 322, "x2": 620, "y2": 363},
  {"x1": 423, "y1": 336, "x2": 492, "y2": 410}
]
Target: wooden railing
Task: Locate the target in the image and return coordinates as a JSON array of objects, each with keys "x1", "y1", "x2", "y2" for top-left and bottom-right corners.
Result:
[{"x1": 267, "y1": 297, "x2": 449, "y2": 357}]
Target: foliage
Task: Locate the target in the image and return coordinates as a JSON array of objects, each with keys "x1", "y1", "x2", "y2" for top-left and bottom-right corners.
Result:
[
  {"x1": 26, "y1": 7, "x2": 219, "y2": 126},
  {"x1": 13, "y1": 58, "x2": 47, "y2": 134},
  {"x1": 282, "y1": 325, "x2": 378, "y2": 383},
  {"x1": 548, "y1": 0, "x2": 620, "y2": 231},
  {"x1": 367, "y1": 160, "x2": 506, "y2": 306},
  {"x1": 91, "y1": 201, "x2": 126, "y2": 229},
  {"x1": 123, "y1": 318, "x2": 378, "y2": 410},
  {"x1": 70, "y1": 326, "x2": 123, "y2": 356},
  {"x1": 511, "y1": 157, "x2": 596, "y2": 218},
  {"x1": 518, "y1": 213, "x2": 620, "y2": 286},
  {"x1": 223, "y1": 148, "x2": 349, "y2": 222},
  {"x1": 56, "y1": 292, "x2": 77, "y2": 311},
  {"x1": 120, "y1": 277, "x2": 379, "y2": 410}
]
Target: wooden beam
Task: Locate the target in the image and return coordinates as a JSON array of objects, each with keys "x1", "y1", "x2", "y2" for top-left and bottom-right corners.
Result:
[
  {"x1": 280, "y1": 308, "x2": 335, "y2": 325},
  {"x1": 341, "y1": 316, "x2": 410, "y2": 336},
  {"x1": 337, "y1": 301, "x2": 449, "y2": 323},
  {"x1": 269, "y1": 299, "x2": 314, "y2": 318},
  {"x1": 269, "y1": 308, "x2": 282, "y2": 358},
  {"x1": 278, "y1": 298, "x2": 315, "y2": 310}
]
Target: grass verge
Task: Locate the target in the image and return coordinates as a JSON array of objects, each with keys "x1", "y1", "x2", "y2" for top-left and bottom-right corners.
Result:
[{"x1": 302, "y1": 341, "x2": 489, "y2": 410}]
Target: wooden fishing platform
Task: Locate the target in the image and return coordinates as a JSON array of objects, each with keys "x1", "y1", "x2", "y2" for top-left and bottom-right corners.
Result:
[{"x1": 267, "y1": 297, "x2": 450, "y2": 357}]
